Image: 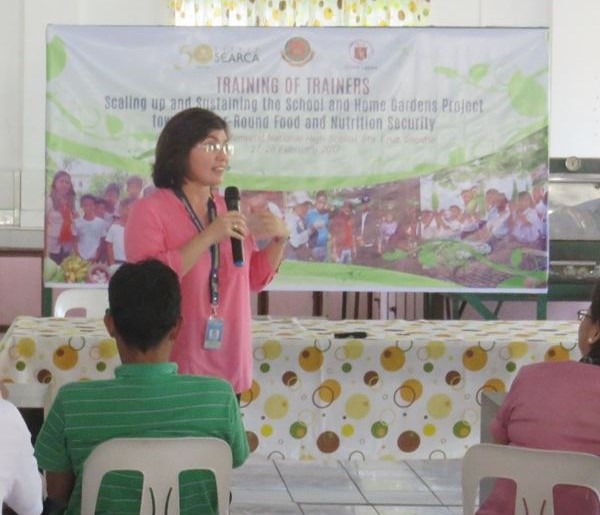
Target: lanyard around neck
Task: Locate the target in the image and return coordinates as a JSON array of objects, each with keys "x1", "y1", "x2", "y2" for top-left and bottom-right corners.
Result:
[{"x1": 174, "y1": 189, "x2": 220, "y2": 313}]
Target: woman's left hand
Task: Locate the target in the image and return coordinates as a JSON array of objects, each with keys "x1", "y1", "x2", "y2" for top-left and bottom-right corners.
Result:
[{"x1": 248, "y1": 211, "x2": 290, "y2": 241}]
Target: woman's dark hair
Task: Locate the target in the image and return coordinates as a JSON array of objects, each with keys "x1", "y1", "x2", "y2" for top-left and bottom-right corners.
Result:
[
  {"x1": 152, "y1": 108, "x2": 229, "y2": 190},
  {"x1": 585, "y1": 280, "x2": 600, "y2": 362},
  {"x1": 108, "y1": 259, "x2": 181, "y2": 352},
  {"x1": 590, "y1": 280, "x2": 600, "y2": 323}
]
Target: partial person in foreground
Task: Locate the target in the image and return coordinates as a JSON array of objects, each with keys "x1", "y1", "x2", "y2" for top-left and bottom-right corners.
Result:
[
  {"x1": 34, "y1": 259, "x2": 249, "y2": 514},
  {"x1": 477, "y1": 279, "x2": 600, "y2": 515},
  {"x1": 125, "y1": 107, "x2": 289, "y2": 395},
  {"x1": 0, "y1": 396, "x2": 43, "y2": 515}
]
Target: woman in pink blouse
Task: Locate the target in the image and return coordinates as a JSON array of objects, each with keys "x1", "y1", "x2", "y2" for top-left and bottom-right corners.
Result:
[
  {"x1": 478, "y1": 281, "x2": 600, "y2": 514},
  {"x1": 125, "y1": 108, "x2": 289, "y2": 394}
]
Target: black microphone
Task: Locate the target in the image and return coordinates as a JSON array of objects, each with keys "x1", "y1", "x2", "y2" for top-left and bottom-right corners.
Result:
[{"x1": 224, "y1": 186, "x2": 245, "y2": 267}]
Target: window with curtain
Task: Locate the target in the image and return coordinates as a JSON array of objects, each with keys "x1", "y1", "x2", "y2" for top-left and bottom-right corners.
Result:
[{"x1": 169, "y1": 0, "x2": 431, "y2": 27}]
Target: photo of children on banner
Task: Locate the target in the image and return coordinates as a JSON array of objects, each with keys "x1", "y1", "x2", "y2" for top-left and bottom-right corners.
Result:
[
  {"x1": 305, "y1": 191, "x2": 330, "y2": 262},
  {"x1": 44, "y1": 172, "x2": 151, "y2": 281},
  {"x1": 103, "y1": 182, "x2": 122, "y2": 224},
  {"x1": 284, "y1": 191, "x2": 315, "y2": 261},
  {"x1": 354, "y1": 195, "x2": 379, "y2": 263},
  {"x1": 44, "y1": 166, "x2": 546, "y2": 289},
  {"x1": 331, "y1": 200, "x2": 355, "y2": 263},
  {"x1": 74, "y1": 194, "x2": 107, "y2": 263}
]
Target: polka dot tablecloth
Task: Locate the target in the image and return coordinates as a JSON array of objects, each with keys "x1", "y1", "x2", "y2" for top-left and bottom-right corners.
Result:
[
  {"x1": 0, "y1": 317, "x2": 119, "y2": 408},
  {"x1": 0, "y1": 316, "x2": 580, "y2": 461},
  {"x1": 241, "y1": 318, "x2": 580, "y2": 461}
]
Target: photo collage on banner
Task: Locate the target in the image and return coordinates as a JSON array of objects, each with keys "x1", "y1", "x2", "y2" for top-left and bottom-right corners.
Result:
[{"x1": 45, "y1": 26, "x2": 549, "y2": 292}]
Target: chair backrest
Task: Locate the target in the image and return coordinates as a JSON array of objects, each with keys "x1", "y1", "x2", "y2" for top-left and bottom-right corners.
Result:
[
  {"x1": 53, "y1": 289, "x2": 109, "y2": 318},
  {"x1": 81, "y1": 437, "x2": 232, "y2": 515},
  {"x1": 462, "y1": 443, "x2": 600, "y2": 515}
]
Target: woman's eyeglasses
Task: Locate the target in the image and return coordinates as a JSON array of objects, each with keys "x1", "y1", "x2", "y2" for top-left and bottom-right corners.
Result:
[
  {"x1": 578, "y1": 310, "x2": 592, "y2": 322},
  {"x1": 196, "y1": 142, "x2": 234, "y2": 156}
]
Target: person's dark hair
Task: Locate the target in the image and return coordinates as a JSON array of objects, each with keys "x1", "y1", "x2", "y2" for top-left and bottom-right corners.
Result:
[
  {"x1": 153, "y1": 108, "x2": 229, "y2": 190},
  {"x1": 126, "y1": 175, "x2": 144, "y2": 187},
  {"x1": 108, "y1": 259, "x2": 181, "y2": 352},
  {"x1": 591, "y1": 281, "x2": 600, "y2": 324},
  {"x1": 80, "y1": 193, "x2": 96, "y2": 205},
  {"x1": 581, "y1": 280, "x2": 600, "y2": 363},
  {"x1": 104, "y1": 182, "x2": 121, "y2": 196}
]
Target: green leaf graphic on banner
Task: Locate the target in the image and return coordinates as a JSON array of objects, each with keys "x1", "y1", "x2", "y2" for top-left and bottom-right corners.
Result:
[
  {"x1": 276, "y1": 261, "x2": 457, "y2": 289},
  {"x1": 434, "y1": 66, "x2": 459, "y2": 78},
  {"x1": 382, "y1": 250, "x2": 408, "y2": 261},
  {"x1": 510, "y1": 249, "x2": 523, "y2": 268},
  {"x1": 133, "y1": 149, "x2": 156, "y2": 160},
  {"x1": 46, "y1": 132, "x2": 150, "y2": 174},
  {"x1": 418, "y1": 249, "x2": 438, "y2": 268},
  {"x1": 48, "y1": 92, "x2": 157, "y2": 142},
  {"x1": 508, "y1": 71, "x2": 546, "y2": 117},
  {"x1": 448, "y1": 148, "x2": 465, "y2": 167},
  {"x1": 468, "y1": 63, "x2": 489, "y2": 83},
  {"x1": 105, "y1": 115, "x2": 124, "y2": 136},
  {"x1": 47, "y1": 92, "x2": 85, "y2": 131},
  {"x1": 47, "y1": 37, "x2": 67, "y2": 81}
]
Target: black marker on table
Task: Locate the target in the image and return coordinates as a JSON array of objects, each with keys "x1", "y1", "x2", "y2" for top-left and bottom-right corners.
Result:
[{"x1": 333, "y1": 331, "x2": 368, "y2": 339}]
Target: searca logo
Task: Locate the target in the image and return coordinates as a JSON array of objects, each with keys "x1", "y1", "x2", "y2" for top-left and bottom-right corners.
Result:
[{"x1": 176, "y1": 43, "x2": 260, "y2": 68}]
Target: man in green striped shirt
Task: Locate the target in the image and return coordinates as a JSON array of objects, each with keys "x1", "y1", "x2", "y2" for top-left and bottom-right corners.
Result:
[{"x1": 35, "y1": 259, "x2": 249, "y2": 514}]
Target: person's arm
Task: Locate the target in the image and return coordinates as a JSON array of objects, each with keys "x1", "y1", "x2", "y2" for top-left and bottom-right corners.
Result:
[
  {"x1": 45, "y1": 470, "x2": 75, "y2": 506},
  {"x1": 489, "y1": 368, "x2": 527, "y2": 446},
  {"x1": 106, "y1": 240, "x2": 115, "y2": 265},
  {"x1": 249, "y1": 211, "x2": 290, "y2": 270},
  {"x1": 125, "y1": 195, "x2": 246, "y2": 278},
  {"x1": 244, "y1": 212, "x2": 290, "y2": 291},
  {"x1": 177, "y1": 211, "x2": 246, "y2": 276},
  {"x1": 93, "y1": 238, "x2": 105, "y2": 263},
  {"x1": 1, "y1": 401, "x2": 43, "y2": 515}
]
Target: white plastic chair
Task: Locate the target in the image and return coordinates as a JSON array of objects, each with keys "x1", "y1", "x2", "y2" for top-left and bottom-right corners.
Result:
[
  {"x1": 462, "y1": 443, "x2": 600, "y2": 515},
  {"x1": 53, "y1": 289, "x2": 109, "y2": 318},
  {"x1": 81, "y1": 437, "x2": 233, "y2": 515}
]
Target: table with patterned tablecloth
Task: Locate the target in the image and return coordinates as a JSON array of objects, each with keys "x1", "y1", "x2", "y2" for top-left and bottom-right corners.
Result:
[
  {"x1": 242, "y1": 318, "x2": 580, "y2": 461},
  {"x1": 0, "y1": 316, "x2": 580, "y2": 461},
  {"x1": 0, "y1": 317, "x2": 119, "y2": 410}
]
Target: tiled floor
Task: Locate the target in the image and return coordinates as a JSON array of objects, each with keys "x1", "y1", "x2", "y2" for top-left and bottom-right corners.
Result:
[{"x1": 230, "y1": 456, "x2": 464, "y2": 514}]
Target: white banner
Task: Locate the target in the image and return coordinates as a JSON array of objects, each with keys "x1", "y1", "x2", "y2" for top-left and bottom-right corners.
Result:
[{"x1": 45, "y1": 26, "x2": 549, "y2": 292}]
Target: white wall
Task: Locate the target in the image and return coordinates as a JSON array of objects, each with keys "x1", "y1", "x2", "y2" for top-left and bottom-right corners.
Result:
[
  {"x1": 550, "y1": 0, "x2": 600, "y2": 157},
  {"x1": 429, "y1": 0, "x2": 550, "y2": 26}
]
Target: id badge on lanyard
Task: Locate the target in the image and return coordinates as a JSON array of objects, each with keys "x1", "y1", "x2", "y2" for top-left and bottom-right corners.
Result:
[
  {"x1": 204, "y1": 262, "x2": 224, "y2": 350},
  {"x1": 175, "y1": 189, "x2": 225, "y2": 350}
]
